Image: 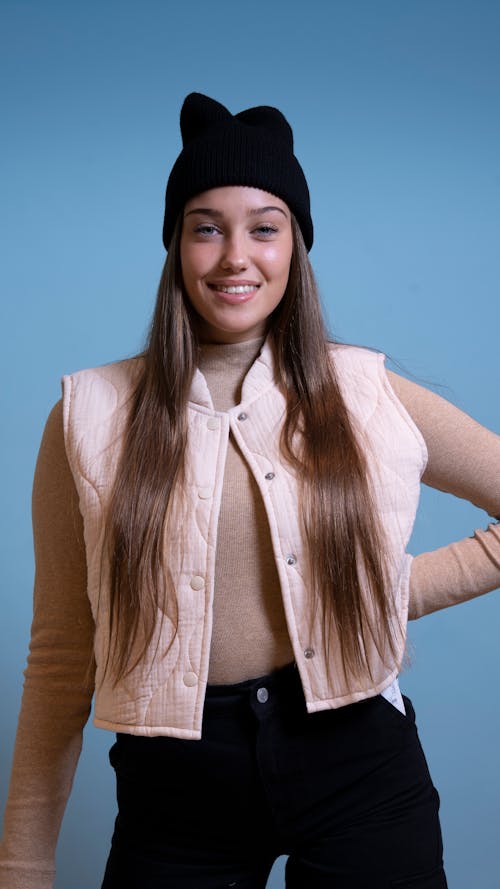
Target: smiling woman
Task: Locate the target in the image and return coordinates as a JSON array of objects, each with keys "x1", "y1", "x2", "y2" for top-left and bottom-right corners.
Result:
[
  {"x1": 0, "y1": 92, "x2": 499, "y2": 889},
  {"x1": 180, "y1": 187, "x2": 293, "y2": 343}
]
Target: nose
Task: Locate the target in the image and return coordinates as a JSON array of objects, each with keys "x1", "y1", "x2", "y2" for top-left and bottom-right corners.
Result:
[{"x1": 220, "y1": 233, "x2": 248, "y2": 272}]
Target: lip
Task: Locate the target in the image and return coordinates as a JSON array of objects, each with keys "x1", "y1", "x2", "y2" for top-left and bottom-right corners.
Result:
[
  {"x1": 207, "y1": 280, "x2": 261, "y2": 304},
  {"x1": 209, "y1": 288, "x2": 259, "y2": 305},
  {"x1": 208, "y1": 279, "x2": 261, "y2": 286}
]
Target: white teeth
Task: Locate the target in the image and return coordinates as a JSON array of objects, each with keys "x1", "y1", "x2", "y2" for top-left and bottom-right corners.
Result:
[{"x1": 213, "y1": 285, "x2": 258, "y2": 294}]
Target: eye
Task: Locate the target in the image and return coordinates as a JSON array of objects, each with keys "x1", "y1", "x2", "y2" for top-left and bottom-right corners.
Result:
[
  {"x1": 194, "y1": 224, "x2": 221, "y2": 237},
  {"x1": 253, "y1": 224, "x2": 279, "y2": 238}
]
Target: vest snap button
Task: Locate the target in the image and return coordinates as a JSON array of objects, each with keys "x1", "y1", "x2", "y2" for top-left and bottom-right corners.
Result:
[
  {"x1": 183, "y1": 672, "x2": 198, "y2": 687},
  {"x1": 304, "y1": 648, "x2": 315, "y2": 659},
  {"x1": 237, "y1": 412, "x2": 248, "y2": 421},
  {"x1": 265, "y1": 472, "x2": 275, "y2": 480},
  {"x1": 286, "y1": 554, "x2": 297, "y2": 566}
]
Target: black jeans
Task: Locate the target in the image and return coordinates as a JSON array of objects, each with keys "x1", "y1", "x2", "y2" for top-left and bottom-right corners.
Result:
[{"x1": 102, "y1": 661, "x2": 447, "y2": 888}]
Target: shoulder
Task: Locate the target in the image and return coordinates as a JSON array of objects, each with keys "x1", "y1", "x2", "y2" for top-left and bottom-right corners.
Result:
[
  {"x1": 62, "y1": 357, "x2": 143, "y2": 418},
  {"x1": 327, "y1": 342, "x2": 384, "y2": 377},
  {"x1": 63, "y1": 356, "x2": 143, "y2": 393},
  {"x1": 326, "y1": 343, "x2": 386, "y2": 396},
  {"x1": 61, "y1": 357, "x2": 144, "y2": 454},
  {"x1": 327, "y1": 343, "x2": 428, "y2": 457}
]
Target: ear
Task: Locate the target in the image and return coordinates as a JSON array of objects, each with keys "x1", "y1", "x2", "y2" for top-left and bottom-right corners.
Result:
[
  {"x1": 180, "y1": 93, "x2": 232, "y2": 145},
  {"x1": 236, "y1": 106, "x2": 294, "y2": 149}
]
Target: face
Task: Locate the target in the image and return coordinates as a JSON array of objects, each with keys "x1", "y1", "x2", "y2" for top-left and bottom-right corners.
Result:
[{"x1": 180, "y1": 186, "x2": 293, "y2": 343}]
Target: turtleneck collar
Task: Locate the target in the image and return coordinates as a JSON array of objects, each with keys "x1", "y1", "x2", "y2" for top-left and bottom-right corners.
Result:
[{"x1": 196, "y1": 336, "x2": 266, "y2": 412}]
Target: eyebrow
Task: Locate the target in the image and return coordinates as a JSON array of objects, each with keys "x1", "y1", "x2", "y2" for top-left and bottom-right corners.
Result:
[{"x1": 184, "y1": 205, "x2": 289, "y2": 219}]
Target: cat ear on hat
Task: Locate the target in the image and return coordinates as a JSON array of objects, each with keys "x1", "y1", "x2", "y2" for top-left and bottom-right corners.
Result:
[
  {"x1": 180, "y1": 93, "x2": 232, "y2": 145},
  {"x1": 236, "y1": 106, "x2": 294, "y2": 149}
]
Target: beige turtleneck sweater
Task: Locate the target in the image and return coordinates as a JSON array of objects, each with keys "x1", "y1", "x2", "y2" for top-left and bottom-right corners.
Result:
[
  {"x1": 198, "y1": 339, "x2": 295, "y2": 681},
  {"x1": 0, "y1": 338, "x2": 499, "y2": 889}
]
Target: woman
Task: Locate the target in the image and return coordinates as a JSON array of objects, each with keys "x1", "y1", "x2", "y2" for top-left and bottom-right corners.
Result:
[{"x1": 0, "y1": 92, "x2": 499, "y2": 889}]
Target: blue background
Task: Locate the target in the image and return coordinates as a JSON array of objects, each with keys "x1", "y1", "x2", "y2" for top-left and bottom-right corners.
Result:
[{"x1": 1, "y1": 1, "x2": 499, "y2": 886}]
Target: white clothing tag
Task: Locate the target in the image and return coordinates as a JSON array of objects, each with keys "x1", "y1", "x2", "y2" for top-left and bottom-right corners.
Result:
[{"x1": 380, "y1": 678, "x2": 406, "y2": 715}]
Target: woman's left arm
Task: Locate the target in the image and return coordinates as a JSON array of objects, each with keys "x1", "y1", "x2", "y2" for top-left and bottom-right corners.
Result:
[{"x1": 387, "y1": 371, "x2": 500, "y2": 621}]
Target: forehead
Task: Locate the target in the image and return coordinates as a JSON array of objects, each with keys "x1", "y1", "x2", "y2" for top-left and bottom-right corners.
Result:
[{"x1": 183, "y1": 185, "x2": 290, "y2": 217}]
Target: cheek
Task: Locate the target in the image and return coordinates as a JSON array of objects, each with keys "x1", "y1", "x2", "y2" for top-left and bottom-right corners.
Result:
[
  {"x1": 180, "y1": 244, "x2": 209, "y2": 294},
  {"x1": 261, "y1": 244, "x2": 292, "y2": 277}
]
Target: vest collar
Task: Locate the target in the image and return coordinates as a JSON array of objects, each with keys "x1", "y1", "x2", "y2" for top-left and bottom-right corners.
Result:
[{"x1": 188, "y1": 333, "x2": 277, "y2": 411}]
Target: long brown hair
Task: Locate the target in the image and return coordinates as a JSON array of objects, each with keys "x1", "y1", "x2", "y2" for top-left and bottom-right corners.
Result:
[{"x1": 105, "y1": 214, "x2": 401, "y2": 685}]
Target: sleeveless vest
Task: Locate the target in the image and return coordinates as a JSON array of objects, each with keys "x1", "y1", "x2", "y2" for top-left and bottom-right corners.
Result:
[{"x1": 62, "y1": 339, "x2": 427, "y2": 739}]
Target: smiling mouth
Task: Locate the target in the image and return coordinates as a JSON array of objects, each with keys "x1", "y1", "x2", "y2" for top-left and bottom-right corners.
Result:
[{"x1": 208, "y1": 284, "x2": 261, "y2": 294}]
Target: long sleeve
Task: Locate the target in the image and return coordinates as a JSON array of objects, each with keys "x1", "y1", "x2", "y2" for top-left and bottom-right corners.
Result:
[
  {"x1": 0, "y1": 402, "x2": 95, "y2": 889},
  {"x1": 387, "y1": 372, "x2": 500, "y2": 620}
]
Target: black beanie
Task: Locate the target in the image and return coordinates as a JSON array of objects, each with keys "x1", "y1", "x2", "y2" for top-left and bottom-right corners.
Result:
[{"x1": 162, "y1": 93, "x2": 313, "y2": 251}]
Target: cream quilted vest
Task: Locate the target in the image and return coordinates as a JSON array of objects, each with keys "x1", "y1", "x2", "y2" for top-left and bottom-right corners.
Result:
[{"x1": 62, "y1": 339, "x2": 427, "y2": 739}]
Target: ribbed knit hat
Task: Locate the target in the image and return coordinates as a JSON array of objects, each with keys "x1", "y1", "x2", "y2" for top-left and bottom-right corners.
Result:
[{"x1": 163, "y1": 92, "x2": 313, "y2": 251}]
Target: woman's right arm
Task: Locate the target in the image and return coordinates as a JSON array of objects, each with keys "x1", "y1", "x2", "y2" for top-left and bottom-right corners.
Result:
[{"x1": 0, "y1": 401, "x2": 95, "y2": 889}]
